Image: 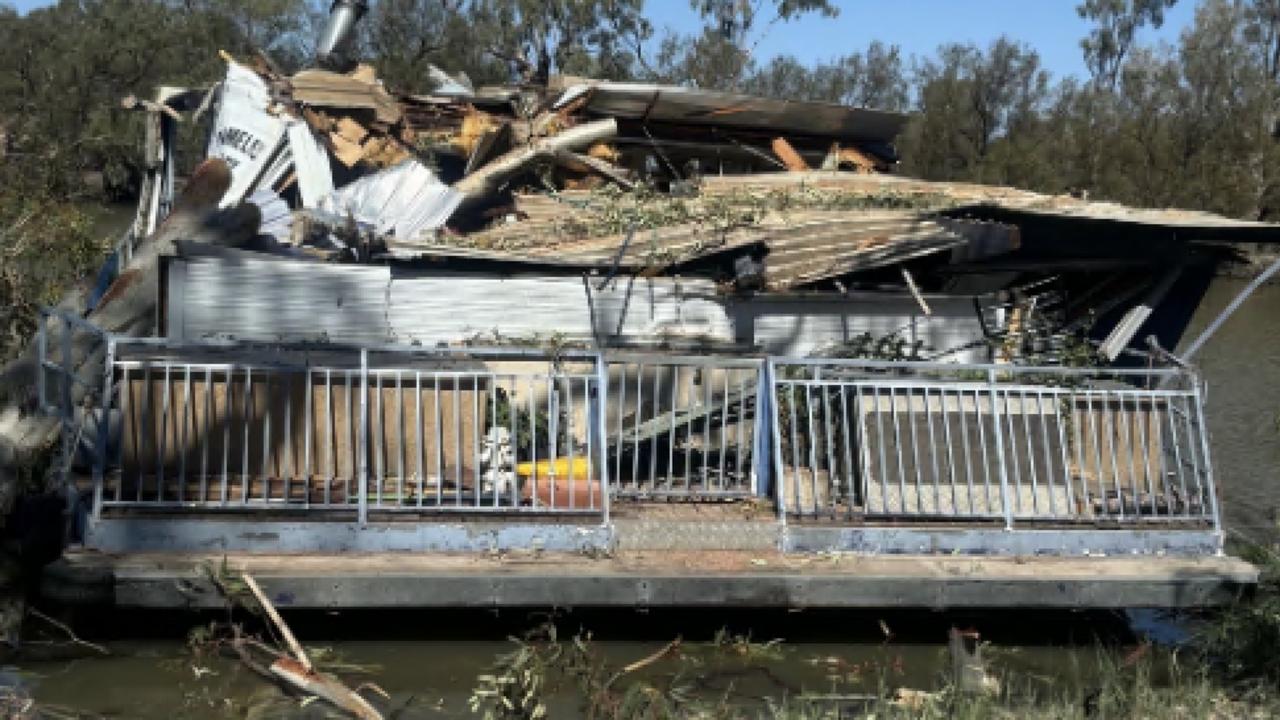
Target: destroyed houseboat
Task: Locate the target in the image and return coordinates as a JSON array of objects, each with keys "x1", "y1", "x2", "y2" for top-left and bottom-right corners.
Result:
[{"x1": 25, "y1": 12, "x2": 1280, "y2": 592}]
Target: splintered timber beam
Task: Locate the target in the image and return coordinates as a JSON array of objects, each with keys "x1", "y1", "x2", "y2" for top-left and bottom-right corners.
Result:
[
  {"x1": 770, "y1": 137, "x2": 810, "y2": 172},
  {"x1": 452, "y1": 118, "x2": 618, "y2": 203},
  {"x1": 553, "y1": 149, "x2": 636, "y2": 190}
]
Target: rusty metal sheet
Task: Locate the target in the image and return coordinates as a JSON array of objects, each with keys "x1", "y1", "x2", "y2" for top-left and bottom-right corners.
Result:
[{"x1": 558, "y1": 82, "x2": 909, "y2": 143}]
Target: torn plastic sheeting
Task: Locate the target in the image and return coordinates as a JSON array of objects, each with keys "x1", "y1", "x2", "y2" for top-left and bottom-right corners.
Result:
[
  {"x1": 207, "y1": 61, "x2": 287, "y2": 206},
  {"x1": 317, "y1": 160, "x2": 462, "y2": 240}
]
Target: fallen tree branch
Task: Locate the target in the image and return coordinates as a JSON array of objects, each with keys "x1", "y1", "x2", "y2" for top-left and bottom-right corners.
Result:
[
  {"x1": 120, "y1": 94, "x2": 184, "y2": 123},
  {"x1": 27, "y1": 608, "x2": 109, "y2": 656},
  {"x1": 605, "y1": 636, "x2": 682, "y2": 690},
  {"x1": 242, "y1": 573, "x2": 312, "y2": 673},
  {"x1": 225, "y1": 573, "x2": 383, "y2": 719},
  {"x1": 270, "y1": 657, "x2": 384, "y2": 720},
  {"x1": 453, "y1": 118, "x2": 618, "y2": 204}
]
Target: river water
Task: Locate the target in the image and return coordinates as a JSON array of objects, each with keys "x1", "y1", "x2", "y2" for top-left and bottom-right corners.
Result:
[
  {"x1": 12, "y1": 610, "x2": 1139, "y2": 719},
  {"x1": 1179, "y1": 277, "x2": 1280, "y2": 545}
]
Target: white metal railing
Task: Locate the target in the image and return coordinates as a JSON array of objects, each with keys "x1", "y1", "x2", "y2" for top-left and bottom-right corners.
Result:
[
  {"x1": 38, "y1": 315, "x2": 1223, "y2": 551},
  {"x1": 607, "y1": 355, "x2": 767, "y2": 498},
  {"x1": 96, "y1": 340, "x2": 610, "y2": 521},
  {"x1": 768, "y1": 359, "x2": 1220, "y2": 530},
  {"x1": 36, "y1": 308, "x2": 109, "y2": 490}
]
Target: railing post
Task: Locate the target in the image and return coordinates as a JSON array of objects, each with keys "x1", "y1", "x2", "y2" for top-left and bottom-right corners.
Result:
[
  {"x1": 750, "y1": 360, "x2": 772, "y2": 500},
  {"x1": 358, "y1": 349, "x2": 369, "y2": 526},
  {"x1": 766, "y1": 359, "x2": 787, "y2": 524},
  {"x1": 92, "y1": 338, "x2": 117, "y2": 523},
  {"x1": 1191, "y1": 377, "x2": 1223, "y2": 541},
  {"x1": 988, "y1": 368, "x2": 1015, "y2": 531},
  {"x1": 594, "y1": 353, "x2": 611, "y2": 525}
]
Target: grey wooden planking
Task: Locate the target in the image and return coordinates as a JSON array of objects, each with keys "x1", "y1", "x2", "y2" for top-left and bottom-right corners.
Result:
[{"x1": 44, "y1": 549, "x2": 1257, "y2": 610}]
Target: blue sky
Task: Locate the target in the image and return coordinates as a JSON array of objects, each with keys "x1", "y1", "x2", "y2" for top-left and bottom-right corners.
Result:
[{"x1": 7, "y1": 0, "x2": 1202, "y2": 81}]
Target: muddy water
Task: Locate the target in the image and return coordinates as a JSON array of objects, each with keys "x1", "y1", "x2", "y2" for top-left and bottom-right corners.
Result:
[
  {"x1": 10, "y1": 631, "x2": 1130, "y2": 718},
  {"x1": 1178, "y1": 277, "x2": 1280, "y2": 544}
]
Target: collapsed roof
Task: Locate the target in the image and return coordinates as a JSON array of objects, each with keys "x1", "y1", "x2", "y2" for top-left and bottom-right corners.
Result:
[{"x1": 179, "y1": 57, "x2": 1280, "y2": 284}]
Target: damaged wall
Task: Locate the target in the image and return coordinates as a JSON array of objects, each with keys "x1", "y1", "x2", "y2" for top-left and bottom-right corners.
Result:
[{"x1": 165, "y1": 255, "x2": 990, "y2": 362}]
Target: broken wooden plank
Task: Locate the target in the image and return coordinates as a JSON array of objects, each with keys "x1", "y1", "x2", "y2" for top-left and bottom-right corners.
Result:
[
  {"x1": 291, "y1": 69, "x2": 402, "y2": 125},
  {"x1": 770, "y1": 137, "x2": 810, "y2": 172},
  {"x1": 329, "y1": 132, "x2": 366, "y2": 167},
  {"x1": 553, "y1": 149, "x2": 635, "y2": 190},
  {"x1": 837, "y1": 145, "x2": 882, "y2": 173}
]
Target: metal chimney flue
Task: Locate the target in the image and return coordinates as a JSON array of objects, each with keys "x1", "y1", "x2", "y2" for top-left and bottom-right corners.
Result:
[{"x1": 316, "y1": 0, "x2": 369, "y2": 70}]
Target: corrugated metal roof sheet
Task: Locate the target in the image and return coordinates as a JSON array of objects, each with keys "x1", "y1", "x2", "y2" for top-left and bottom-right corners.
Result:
[
  {"x1": 556, "y1": 82, "x2": 910, "y2": 144},
  {"x1": 401, "y1": 211, "x2": 966, "y2": 290},
  {"x1": 387, "y1": 273, "x2": 733, "y2": 345},
  {"x1": 170, "y1": 255, "x2": 391, "y2": 343},
  {"x1": 700, "y1": 172, "x2": 1280, "y2": 239}
]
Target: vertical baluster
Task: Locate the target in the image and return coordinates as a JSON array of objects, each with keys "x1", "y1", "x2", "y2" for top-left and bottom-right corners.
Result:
[
  {"x1": 1165, "y1": 391, "x2": 1190, "y2": 520},
  {"x1": 649, "y1": 365, "x2": 661, "y2": 490},
  {"x1": 242, "y1": 368, "x2": 252, "y2": 505},
  {"x1": 283, "y1": 371, "x2": 293, "y2": 505},
  {"x1": 889, "y1": 386, "x2": 907, "y2": 514},
  {"x1": 940, "y1": 389, "x2": 960, "y2": 516},
  {"x1": 1035, "y1": 390, "x2": 1057, "y2": 518},
  {"x1": 718, "y1": 368, "x2": 730, "y2": 494},
  {"x1": 118, "y1": 365, "x2": 130, "y2": 504},
  {"x1": 455, "y1": 374, "x2": 463, "y2": 508},
  {"x1": 840, "y1": 384, "x2": 856, "y2": 518},
  {"x1": 221, "y1": 367, "x2": 231, "y2": 506},
  {"x1": 302, "y1": 369, "x2": 312, "y2": 507},
  {"x1": 616, "y1": 362, "x2": 627, "y2": 491},
  {"x1": 397, "y1": 370, "x2": 405, "y2": 507},
  {"x1": 474, "y1": 373, "x2": 482, "y2": 509},
  {"x1": 923, "y1": 386, "x2": 941, "y2": 514},
  {"x1": 1019, "y1": 388, "x2": 1039, "y2": 518},
  {"x1": 201, "y1": 367, "x2": 212, "y2": 504},
  {"x1": 906, "y1": 386, "x2": 924, "y2": 514},
  {"x1": 261, "y1": 372, "x2": 271, "y2": 504},
  {"x1": 1134, "y1": 394, "x2": 1158, "y2": 518},
  {"x1": 1053, "y1": 389, "x2": 1077, "y2": 519},
  {"x1": 631, "y1": 363, "x2": 643, "y2": 492},
  {"x1": 417, "y1": 372, "x2": 425, "y2": 508},
  {"x1": 668, "y1": 366, "x2": 678, "y2": 490},
  {"x1": 821, "y1": 383, "x2": 836, "y2": 515},
  {"x1": 178, "y1": 366, "x2": 190, "y2": 503},
  {"x1": 567, "y1": 374, "x2": 577, "y2": 510}
]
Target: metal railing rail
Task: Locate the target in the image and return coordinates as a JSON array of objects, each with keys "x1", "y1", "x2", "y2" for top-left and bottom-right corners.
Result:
[
  {"x1": 768, "y1": 358, "x2": 1220, "y2": 530},
  {"x1": 45, "y1": 319, "x2": 1225, "y2": 554},
  {"x1": 97, "y1": 339, "x2": 611, "y2": 522},
  {"x1": 36, "y1": 308, "x2": 110, "y2": 490},
  {"x1": 606, "y1": 354, "x2": 766, "y2": 498}
]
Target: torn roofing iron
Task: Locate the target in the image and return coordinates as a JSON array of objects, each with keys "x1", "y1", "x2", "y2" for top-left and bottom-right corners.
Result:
[
  {"x1": 397, "y1": 211, "x2": 972, "y2": 291},
  {"x1": 554, "y1": 81, "x2": 910, "y2": 146},
  {"x1": 699, "y1": 172, "x2": 1280, "y2": 241},
  {"x1": 317, "y1": 159, "x2": 462, "y2": 240}
]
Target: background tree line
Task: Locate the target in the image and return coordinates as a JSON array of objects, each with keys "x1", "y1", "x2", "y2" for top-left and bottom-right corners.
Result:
[{"x1": 3, "y1": 0, "x2": 1279, "y2": 219}]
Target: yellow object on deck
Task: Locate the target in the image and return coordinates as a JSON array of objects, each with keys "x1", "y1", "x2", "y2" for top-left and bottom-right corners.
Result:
[{"x1": 515, "y1": 457, "x2": 592, "y2": 480}]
